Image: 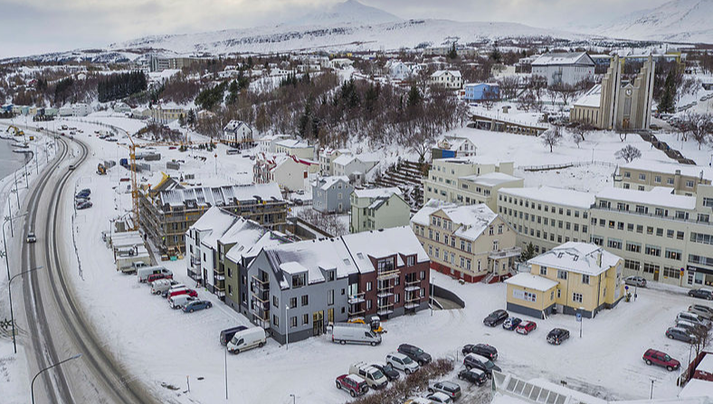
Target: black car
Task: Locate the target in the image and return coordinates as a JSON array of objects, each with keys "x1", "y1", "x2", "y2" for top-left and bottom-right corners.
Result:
[
  {"x1": 398, "y1": 344, "x2": 432, "y2": 366},
  {"x1": 547, "y1": 328, "x2": 570, "y2": 345},
  {"x1": 463, "y1": 353, "x2": 501, "y2": 376},
  {"x1": 688, "y1": 288, "x2": 713, "y2": 301},
  {"x1": 502, "y1": 317, "x2": 522, "y2": 331},
  {"x1": 371, "y1": 363, "x2": 400, "y2": 381},
  {"x1": 483, "y1": 309, "x2": 509, "y2": 327},
  {"x1": 462, "y1": 343, "x2": 498, "y2": 361},
  {"x1": 75, "y1": 190, "x2": 91, "y2": 199},
  {"x1": 76, "y1": 201, "x2": 93, "y2": 210},
  {"x1": 458, "y1": 368, "x2": 488, "y2": 386},
  {"x1": 220, "y1": 326, "x2": 248, "y2": 345}
]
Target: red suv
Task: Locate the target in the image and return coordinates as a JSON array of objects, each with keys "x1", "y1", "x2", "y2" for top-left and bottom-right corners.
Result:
[
  {"x1": 336, "y1": 374, "x2": 369, "y2": 397},
  {"x1": 643, "y1": 349, "x2": 680, "y2": 371},
  {"x1": 147, "y1": 273, "x2": 173, "y2": 283},
  {"x1": 516, "y1": 321, "x2": 537, "y2": 335}
]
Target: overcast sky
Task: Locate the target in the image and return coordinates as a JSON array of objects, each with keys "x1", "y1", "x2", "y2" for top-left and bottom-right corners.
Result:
[{"x1": 0, "y1": 0, "x2": 671, "y2": 59}]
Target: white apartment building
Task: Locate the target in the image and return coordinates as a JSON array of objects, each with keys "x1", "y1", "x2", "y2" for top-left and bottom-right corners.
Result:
[
  {"x1": 497, "y1": 186, "x2": 595, "y2": 255},
  {"x1": 614, "y1": 159, "x2": 712, "y2": 195},
  {"x1": 423, "y1": 158, "x2": 521, "y2": 211},
  {"x1": 429, "y1": 70, "x2": 463, "y2": 89}
]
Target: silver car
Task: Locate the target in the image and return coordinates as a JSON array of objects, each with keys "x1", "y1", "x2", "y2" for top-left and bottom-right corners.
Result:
[
  {"x1": 688, "y1": 304, "x2": 713, "y2": 320},
  {"x1": 625, "y1": 276, "x2": 646, "y2": 287}
]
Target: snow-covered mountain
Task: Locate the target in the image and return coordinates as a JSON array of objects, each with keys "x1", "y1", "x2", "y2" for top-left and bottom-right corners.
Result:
[
  {"x1": 283, "y1": 0, "x2": 402, "y2": 26},
  {"x1": 578, "y1": 0, "x2": 713, "y2": 43}
]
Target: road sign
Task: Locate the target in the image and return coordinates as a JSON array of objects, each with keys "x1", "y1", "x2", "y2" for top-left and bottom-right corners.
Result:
[{"x1": 576, "y1": 313, "x2": 582, "y2": 322}]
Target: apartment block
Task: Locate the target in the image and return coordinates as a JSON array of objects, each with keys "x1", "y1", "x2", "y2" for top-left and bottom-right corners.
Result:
[
  {"x1": 349, "y1": 188, "x2": 410, "y2": 233},
  {"x1": 614, "y1": 160, "x2": 712, "y2": 195},
  {"x1": 497, "y1": 186, "x2": 595, "y2": 254}
]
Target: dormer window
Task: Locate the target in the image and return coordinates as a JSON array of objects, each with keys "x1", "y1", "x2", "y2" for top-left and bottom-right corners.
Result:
[
  {"x1": 407, "y1": 256, "x2": 415, "y2": 266},
  {"x1": 292, "y1": 273, "x2": 306, "y2": 288}
]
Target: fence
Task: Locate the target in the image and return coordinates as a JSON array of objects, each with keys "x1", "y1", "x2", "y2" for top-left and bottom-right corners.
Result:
[
  {"x1": 432, "y1": 284, "x2": 466, "y2": 309},
  {"x1": 518, "y1": 160, "x2": 616, "y2": 172}
]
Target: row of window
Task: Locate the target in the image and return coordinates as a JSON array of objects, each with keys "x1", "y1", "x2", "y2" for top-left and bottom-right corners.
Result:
[
  {"x1": 622, "y1": 171, "x2": 695, "y2": 188},
  {"x1": 593, "y1": 218, "x2": 686, "y2": 240},
  {"x1": 502, "y1": 207, "x2": 588, "y2": 233},
  {"x1": 499, "y1": 195, "x2": 587, "y2": 219},
  {"x1": 623, "y1": 259, "x2": 682, "y2": 279}
]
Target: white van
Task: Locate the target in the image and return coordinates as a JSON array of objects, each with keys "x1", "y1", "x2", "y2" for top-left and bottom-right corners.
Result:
[
  {"x1": 227, "y1": 327, "x2": 266, "y2": 354},
  {"x1": 331, "y1": 323, "x2": 381, "y2": 346},
  {"x1": 150, "y1": 279, "x2": 176, "y2": 295},
  {"x1": 137, "y1": 265, "x2": 168, "y2": 282},
  {"x1": 169, "y1": 294, "x2": 197, "y2": 309},
  {"x1": 349, "y1": 361, "x2": 388, "y2": 389}
]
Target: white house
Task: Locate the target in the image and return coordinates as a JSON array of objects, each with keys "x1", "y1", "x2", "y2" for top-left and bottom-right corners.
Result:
[
  {"x1": 531, "y1": 52, "x2": 595, "y2": 87},
  {"x1": 385, "y1": 60, "x2": 412, "y2": 81},
  {"x1": 222, "y1": 120, "x2": 254, "y2": 147},
  {"x1": 429, "y1": 70, "x2": 463, "y2": 89},
  {"x1": 253, "y1": 154, "x2": 320, "y2": 192},
  {"x1": 274, "y1": 138, "x2": 315, "y2": 160},
  {"x1": 319, "y1": 148, "x2": 352, "y2": 176},
  {"x1": 258, "y1": 134, "x2": 291, "y2": 154},
  {"x1": 332, "y1": 154, "x2": 378, "y2": 182}
]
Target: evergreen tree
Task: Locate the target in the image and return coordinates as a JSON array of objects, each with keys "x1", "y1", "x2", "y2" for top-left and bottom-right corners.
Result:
[
  {"x1": 658, "y1": 70, "x2": 677, "y2": 113},
  {"x1": 448, "y1": 43, "x2": 458, "y2": 59},
  {"x1": 407, "y1": 86, "x2": 421, "y2": 108},
  {"x1": 519, "y1": 242, "x2": 536, "y2": 262}
]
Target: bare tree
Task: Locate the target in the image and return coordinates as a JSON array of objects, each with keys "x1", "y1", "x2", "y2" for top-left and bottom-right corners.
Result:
[
  {"x1": 481, "y1": 87, "x2": 498, "y2": 110},
  {"x1": 680, "y1": 112, "x2": 713, "y2": 150},
  {"x1": 296, "y1": 209, "x2": 348, "y2": 237},
  {"x1": 570, "y1": 121, "x2": 594, "y2": 143},
  {"x1": 497, "y1": 76, "x2": 519, "y2": 100},
  {"x1": 541, "y1": 125, "x2": 563, "y2": 153},
  {"x1": 615, "y1": 145, "x2": 642, "y2": 163}
]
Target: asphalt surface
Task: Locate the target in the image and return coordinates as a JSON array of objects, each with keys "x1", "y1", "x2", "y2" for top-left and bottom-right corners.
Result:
[{"x1": 18, "y1": 132, "x2": 163, "y2": 404}]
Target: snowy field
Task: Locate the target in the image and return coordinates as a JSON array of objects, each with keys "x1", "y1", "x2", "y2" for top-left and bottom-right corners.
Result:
[{"x1": 2, "y1": 114, "x2": 713, "y2": 403}]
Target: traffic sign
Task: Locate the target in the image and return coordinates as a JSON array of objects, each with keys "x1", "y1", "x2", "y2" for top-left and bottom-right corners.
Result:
[{"x1": 576, "y1": 313, "x2": 582, "y2": 322}]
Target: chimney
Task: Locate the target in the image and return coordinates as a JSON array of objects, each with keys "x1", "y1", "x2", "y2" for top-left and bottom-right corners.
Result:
[{"x1": 597, "y1": 251, "x2": 602, "y2": 268}]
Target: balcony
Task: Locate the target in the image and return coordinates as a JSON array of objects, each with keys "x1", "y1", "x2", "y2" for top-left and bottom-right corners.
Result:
[
  {"x1": 489, "y1": 247, "x2": 522, "y2": 259},
  {"x1": 377, "y1": 291, "x2": 393, "y2": 298},
  {"x1": 215, "y1": 274, "x2": 226, "y2": 281},
  {"x1": 405, "y1": 280, "x2": 420, "y2": 292},
  {"x1": 251, "y1": 274, "x2": 270, "y2": 293},
  {"x1": 348, "y1": 292, "x2": 365, "y2": 305},
  {"x1": 377, "y1": 308, "x2": 394, "y2": 316},
  {"x1": 377, "y1": 268, "x2": 400, "y2": 281},
  {"x1": 404, "y1": 302, "x2": 419, "y2": 310},
  {"x1": 348, "y1": 307, "x2": 365, "y2": 317}
]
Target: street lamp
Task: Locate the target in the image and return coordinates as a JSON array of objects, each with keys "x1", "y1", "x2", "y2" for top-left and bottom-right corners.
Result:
[
  {"x1": 3, "y1": 213, "x2": 28, "y2": 276},
  {"x1": 31, "y1": 353, "x2": 82, "y2": 404},
  {"x1": 285, "y1": 305, "x2": 290, "y2": 350},
  {"x1": 577, "y1": 307, "x2": 585, "y2": 338},
  {"x1": 290, "y1": 394, "x2": 296, "y2": 404},
  {"x1": 430, "y1": 276, "x2": 435, "y2": 316},
  {"x1": 8, "y1": 266, "x2": 42, "y2": 353}
]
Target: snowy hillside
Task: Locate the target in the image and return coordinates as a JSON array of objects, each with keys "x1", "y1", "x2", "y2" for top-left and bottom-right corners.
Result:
[
  {"x1": 282, "y1": 0, "x2": 402, "y2": 26},
  {"x1": 109, "y1": 18, "x2": 584, "y2": 55},
  {"x1": 578, "y1": 0, "x2": 713, "y2": 43}
]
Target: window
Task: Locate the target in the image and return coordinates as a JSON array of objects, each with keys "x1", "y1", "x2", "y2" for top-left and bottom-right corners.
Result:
[
  {"x1": 272, "y1": 296, "x2": 279, "y2": 308},
  {"x1": 665, "y1": 249, "x2": 682, "y2": 261},
  {"x1": 289, "y1": 297, "x2": 297, "y2": 308},
  {"x1": 573, "y1": 293, "x2": 583, "y2": 303},
  {"x1": 366, "y1": 281, "x2": 372, "y2": 291},
  {"x1": 636, "y1": 225, "x2": 643, "y2": 234},
  {"x1": 366, "y1": 300, "x2": 372, "y2": 310},
  {"x1": 557, "y1": 289, "x2": 561, "y2": 298},
  {"x1": 663, "y1": 267, "x2": 681, "y2": 279},
  {"x1": 292, "y1": 273, "x2": 306, "y2": 288},
  {"x1": 582, "y1": 274, "x2": 590, "y2": 284},
  {"x1": 645, "y1": 245, "x2": 661, "y2": 257},
  {"x1": 540, "y1": 266, "x2": 547, "y2": 276},
  {"x1": 303, "y1": 313, "x2": 309, "y2": 325},
  {"x1": 290, "y1": 316, "x2": 297, "y2": 328},
  {"x1": 301, "y1": 295, "x2": 309, "y2": 306},
  {"x1": 643, "y1": 263, "x2": 659, "y2": 274},
  {"x1": 626, "y1": 242, "x2": 641, "y2": 253},
  {"x1": 639, "y1": 174, "x2": 646, "y2": 180},
  {"x1": 327, "y1": 289, "x2": 334, "y2": 306},
  {"x1": 498, "y1": 225, "x2": 503, "y2": 234},
  {"x1": 557, "y1": 270, "x2": 568, "y2": 280},
  {"x1": 655, "y1": 175, "x2": 661, "y2": 183},
  {"x1": 686, "y1": 180, "x2": 694, "y2": 188},
  {"x1": 273, "y1": 315, "x2": 279, "y2": 327},
  {"x1": 607, "y1": 239, "x2": 622, "y2": 249},
  {"x1": 624, "y1": 259, "x2": 640, "y2": 271}
]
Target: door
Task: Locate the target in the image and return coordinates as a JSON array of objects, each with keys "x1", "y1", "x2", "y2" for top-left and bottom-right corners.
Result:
[
  {"x1": 327, "y1": 308, "x2": 334, "y2": 325},
  {"x1": 313, "y1": 311, "x2": 324, "y2": 336},
  {"x1": 653, "y1": 269, "x2": 660, "y2": 282}
]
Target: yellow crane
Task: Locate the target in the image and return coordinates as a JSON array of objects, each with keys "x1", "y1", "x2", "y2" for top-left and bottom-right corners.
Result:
[{"x1": 6, "y1": 125, "x2": 24, "y2": 136}]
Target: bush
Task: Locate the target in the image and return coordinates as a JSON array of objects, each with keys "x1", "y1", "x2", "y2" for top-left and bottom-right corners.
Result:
[{"x1": 349, "y1": 358, "x2": 455, "y2": 404}]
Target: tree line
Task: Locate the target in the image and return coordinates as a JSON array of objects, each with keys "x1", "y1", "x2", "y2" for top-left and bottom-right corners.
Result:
[{"x1": 97, "y1": 71, "x2": 148, "y2": 103}]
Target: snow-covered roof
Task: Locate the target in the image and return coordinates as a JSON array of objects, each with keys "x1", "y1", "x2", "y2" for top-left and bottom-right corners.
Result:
[
  {"x1": 223, "y1": 120, "x2": 250, "y2": 132},
  {"x1": 528, "y1": 242, "x2": 621, "y2": 276},
  {"x1": 342, "y1": 226, "x2": 429, "y2": 274},
  {"x1": 412, "y1": 199, "x2": 499, "y2": 242},
  {"x1": 314, "y1": 176, "x2": 350, "y2": 191},
  {"x1": 193, "y1": 207, "x2": 240, "y2": 249},
  {"x1": 532, "y1": 52, "x2": 594, "y2": 67},
  {"x1": 431, "y1": 70, "x2": 462, "y2": 78},
  {"x1": 499, "y1": 186, "x2": 595, "y2": 209},
  {"x1": 505, "y1": 273, "x2": 558, "y2": 292},
  {"x1": 620, "y1": 159, "x2": 713, "y2": 181},
  {"x1": 159, "y1": 183, "x2": 284, "y2": 208},
  {"x1": 596, "y1": 187, "x2": 697, "y2": 210},
  {"x1": 333, "y1": 153, "x2": 357, "y2": 166},
  {"x1": 678, "y1": 379, "x2": 713, "y2": 399},
  {"x1": 275, "y1": 138, "x2": 312, "y2": 149},
  {"x1": 573, "y1": 84, "x2": 602, "y2": 108},
  {"x1": 460, "y1": 172, "x2": 521, "y2": 187},
  {"x1": 353, "y1": 187, "x2": 402, "y2": 199}
]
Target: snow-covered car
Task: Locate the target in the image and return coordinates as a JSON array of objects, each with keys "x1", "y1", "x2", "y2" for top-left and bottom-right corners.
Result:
[
  {"x1": 428, "y1": 381, "x2": 461, "y2": 401},
  {"x1": 426, "y1": 391, "x2": 453, "y2": 404}
]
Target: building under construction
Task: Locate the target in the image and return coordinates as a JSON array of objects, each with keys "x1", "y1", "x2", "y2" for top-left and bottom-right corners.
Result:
[{"x1": 138, "y1": 181, "x2": 287, "y2": 257}]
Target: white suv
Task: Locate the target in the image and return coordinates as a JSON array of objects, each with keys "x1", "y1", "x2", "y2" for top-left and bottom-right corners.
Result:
[{"x1": 386, "y1": 352, "x2": 419, "y2": 374}]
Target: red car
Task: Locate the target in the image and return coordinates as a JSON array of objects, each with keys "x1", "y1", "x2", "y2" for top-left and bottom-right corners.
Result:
[
  {"x1": 335, "y1": 374, "x2": 369, "y2": 397},
  {"x1": 168, "y1": 288, "x2": 198, "y2": 299},
  {"x1": 643, "y1": 349, "x2": 680, "y2": 372},
  {"x1": 146, "y1": 273, "x2": 173, "y2": 283},
  {"x1": 516, "y1": 321, "x2": 537, "y2": 335}
]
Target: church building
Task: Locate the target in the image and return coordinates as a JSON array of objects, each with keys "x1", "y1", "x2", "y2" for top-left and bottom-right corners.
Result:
[{"x1": 570, "y1": 55, "x2": 655, "y2": 131}]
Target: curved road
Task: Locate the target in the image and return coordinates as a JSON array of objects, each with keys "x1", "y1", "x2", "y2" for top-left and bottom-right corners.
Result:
[{"x1": 18, "y1": 132, "x2": 161, "y2": 404}]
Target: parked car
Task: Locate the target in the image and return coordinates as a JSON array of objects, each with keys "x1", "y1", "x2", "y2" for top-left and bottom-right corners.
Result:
[
  {"x1": 349, "y1": 362, "x2": 388, "y2": 389},
  {"x1": 483, "y1": 309, "x2": 509, "y2": 327},
  {"x1": 643, "y1": 349, "x2": 680, "y2": 371},
  {"x1": 428, "y1": 381, "x2": 461, "y2": 401},
  {"x1": 516, "y1": 321, "x2": 537, "y2": 335},
  {"x1": 675, "y1": 320, "x2": 707, "y2": 336},
  {"x1": 463, "y1": 353, "x2": 501, "y2": 376},
  {"x1": 625, "y1": 276, "x2": 647, "y2": 288},
  {"x1": 676, "y1": 311, "x2": 712, "y2": 329},
  {"x1": 398, "y1": 344, "x2": 432, "y2": 366},
  {"x1": 76, "y1": 201, "x2": 93, "y2": 210},
  {"x1": 386, "y1": 352, "x2": 419, "y2": 374},
  {"x1": 426, "y1": 392, "x2": 454, "y2": 404},
  {"x1": 502, "y1": 317, "x2": 522, "y2": 331},
  {"x1": 26, "y1": 232, "x2": 37, "y2": 243},
  {"x1": 150, "y1": 279, "x2": 179, "y2": 295},
  {"x1": 371, "y1": 362, "x2": 400, "y2": 381},
  {"x1": 331, "y1": 323, "x2": 381, "y2": 346},
  {"x1": 182, "y1": 300, "x2": 213, "y2": 313},
  {"x1": 458, "y1": 368, "x2": 488, "y2": 386},
  {"x1": 688, "y1": 288, "x2": 713, "y2": 300},
  {"x1": 167, "y1": 287, "x2": 199, "y2": 299},
  {"x1": 688, "y1": 304, "x2": 713, "y2": 320},
  {"x1": 335, "y1": 374, "x2": 369, "y2": 398},
  {"x1": 666, "y1": 327, "x2": 697, "y2": 343},
  {"x1": 146, "y1": 272, "x2": 173, "y2": 284},
  {"x1": 137, "y1": 266, "x2": 171, "y2": 282},
  {"x1": 462, "y1": 343, "x2": 498, "y2": 361},
  {"x1": 77, "y1": 188, "x2": 91, "y2": 197},
  {"x1": 162, "y1": 284, "x2": 187, "y2": 297},
  {"x1": 220, "y1": 326, "x2": 248, "y2": 346},
  {"x1": 547, "y1": 328, "x2": 570, "y2": 345},
  {"x1": 169, "y1": 295, "x2": 197, "y2": 309}
]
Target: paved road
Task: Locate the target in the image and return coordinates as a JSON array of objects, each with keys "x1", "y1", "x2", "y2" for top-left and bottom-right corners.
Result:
[{"x1": 18, "y1": 132, "x2": 162, "y2": 404}]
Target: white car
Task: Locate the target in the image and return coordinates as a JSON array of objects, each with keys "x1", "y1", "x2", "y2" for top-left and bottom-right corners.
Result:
[
  {"x1": 426, "y1": 392, "x2": 454, "y2": 403},
  {"x1": 386, "y1": 352, "x2": 419, "y2": 374}
]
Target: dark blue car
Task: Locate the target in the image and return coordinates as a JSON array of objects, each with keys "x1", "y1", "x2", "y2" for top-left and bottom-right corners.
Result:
[{"x1": 183, "y1": 300, "x2": 213, "y2": 313}]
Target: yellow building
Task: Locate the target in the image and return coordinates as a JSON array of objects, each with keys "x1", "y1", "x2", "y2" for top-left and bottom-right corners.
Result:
[{"x1": 505, "y1": 242, "x2": 624, "y2": 319}]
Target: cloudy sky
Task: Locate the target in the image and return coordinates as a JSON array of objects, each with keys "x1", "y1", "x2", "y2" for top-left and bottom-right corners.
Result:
[{"x1": 0, "y1": 0, "x2": 670, "y2": 58}]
